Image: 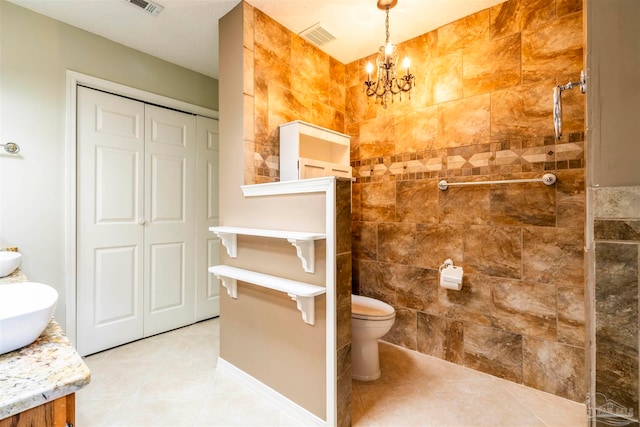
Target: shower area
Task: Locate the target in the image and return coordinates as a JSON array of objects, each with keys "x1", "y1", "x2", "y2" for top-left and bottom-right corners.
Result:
[{"x1": 236, "y1": 0, "x2": 640, "y2": 425}]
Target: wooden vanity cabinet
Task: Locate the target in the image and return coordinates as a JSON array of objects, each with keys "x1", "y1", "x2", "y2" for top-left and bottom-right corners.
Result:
[{"x1": 0, "y1": 393, "x2": 75, "y2": 427}]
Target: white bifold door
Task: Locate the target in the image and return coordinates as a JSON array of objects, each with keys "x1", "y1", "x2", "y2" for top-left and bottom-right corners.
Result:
[{"x1": 76, "y1": 86, "x2": 219, "y2": 356}]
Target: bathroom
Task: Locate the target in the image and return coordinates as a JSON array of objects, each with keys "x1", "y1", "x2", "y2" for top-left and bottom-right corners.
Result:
[{"x1": 1, "y1": 0, "x2": 639, "y2": 426}]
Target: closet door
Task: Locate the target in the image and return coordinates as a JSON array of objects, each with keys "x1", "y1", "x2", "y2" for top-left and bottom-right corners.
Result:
[
  {"x1": 143, "y1": 105, "x2": 197, "y2": 336},
  {"x1": 77, "y1": 87, "x2": 145, "y2": 356},
  {"x1": 195, "y1": 116, "x2": 220, "y2": 320}
]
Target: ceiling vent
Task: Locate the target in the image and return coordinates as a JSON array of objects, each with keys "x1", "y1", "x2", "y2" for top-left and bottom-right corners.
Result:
[
  {"x1": 299, "y1": 23, "x2": 336, "y2": 47},
  {"x1": 125, "y1": 0, "x2": 164, "y2": 16}
]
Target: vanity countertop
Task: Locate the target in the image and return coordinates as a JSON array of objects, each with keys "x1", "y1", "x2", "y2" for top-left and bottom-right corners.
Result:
[{"x1": 0, "y1": 269, "x2": 91, "y2": 420}]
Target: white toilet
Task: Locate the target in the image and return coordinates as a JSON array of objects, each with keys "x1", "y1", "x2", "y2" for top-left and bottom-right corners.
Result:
[{"x1": 351, "y1": 294, "x2": 396, "y2": 381}]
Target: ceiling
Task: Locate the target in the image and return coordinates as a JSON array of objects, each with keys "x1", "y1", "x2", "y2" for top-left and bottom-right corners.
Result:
[{"x1": 6, "y1": 0, "x2": 506, "y2": 79}]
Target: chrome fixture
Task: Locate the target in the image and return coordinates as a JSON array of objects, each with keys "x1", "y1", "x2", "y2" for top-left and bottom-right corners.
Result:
[
  {"x1": 1, "y1": 142, "x2": 20, "y2": 154},
  {"x1": 363, "y1": 0, "x2": 415, "y2": 108},
  {"x1": 553, "y1": 70, "x2": 586, "y2": 140},
  {"x1": 438, "y1": 173, "x2": 557, "y2": 191}
]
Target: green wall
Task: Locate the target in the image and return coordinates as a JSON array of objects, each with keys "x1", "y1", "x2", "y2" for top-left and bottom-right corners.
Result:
[{"x1": 0, "y1": 0, "x2": 218, "y2": 332}]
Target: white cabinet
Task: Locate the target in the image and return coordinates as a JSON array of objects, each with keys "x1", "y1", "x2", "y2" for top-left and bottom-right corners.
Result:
[{"x1": 279, "y1": 120, "x2": 351, "y2": 181}]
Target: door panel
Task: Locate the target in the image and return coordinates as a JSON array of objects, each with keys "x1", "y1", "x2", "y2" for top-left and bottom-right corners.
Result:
[
  {"x1": 95, "y1": 147, "x2": 139, "y2": 223},
  {"x1": 143, "y1": 104, "x2": 196, "y2": 336},
  {"x1": 94, "y1": 246, "x2": 138, "y2": 325},
  {"x1": 150, "y1": 118, "x2": 188, "y2": 147},
  {"x1": 196, "y1": 116, "x2": 220, "y2": 320},
  {"x1": 77, "y1": 86, "x2": 144, "y2": 356},
  {"x1": 150, "y1": 155, "x2": 186, "y2": 222},
  {"x1": 96, "y1": 108, "x2": 141, "y2": 139},
  {"x1": 149, "y1": 242, "x2": 185, "y2": 312}
]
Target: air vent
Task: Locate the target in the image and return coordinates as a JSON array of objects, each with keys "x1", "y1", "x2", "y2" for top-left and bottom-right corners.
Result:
[
  {"x1": 299, "y1": 23, "x2": 336, "y2": 47},
  {"x1": 125, "y1": 0, "x2": 164, "y2": 16}
]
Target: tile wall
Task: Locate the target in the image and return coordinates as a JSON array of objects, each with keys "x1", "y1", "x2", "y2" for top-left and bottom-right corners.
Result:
[
  {"x1": 347, "y1": 0, "x2": 587, "y2": 402},
  {"x1": 243, "y1": 0, "x2": 587, "y2": 403},
  {"x1": 592, "y1": 187, "x2": 640, "y2": 425},
  {"x1": 243, "y1": 3, "x2": 346, "y2": 184}
]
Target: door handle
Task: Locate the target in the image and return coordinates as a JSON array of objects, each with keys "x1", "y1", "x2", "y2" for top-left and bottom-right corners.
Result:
[{"x1": 137, "y1": 218, "x2": 147, "y2": 225}]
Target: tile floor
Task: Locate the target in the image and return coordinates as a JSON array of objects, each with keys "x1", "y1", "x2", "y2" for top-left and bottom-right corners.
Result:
[{"x1": 77, "y1": 318, "x2": 587, "y2": 427}]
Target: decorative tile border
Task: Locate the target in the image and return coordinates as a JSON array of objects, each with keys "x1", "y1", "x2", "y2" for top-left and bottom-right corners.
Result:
[
  {"x1": 254, "y1": 132, "x2": 585, "y2": 182},
  {"x1": 352, "y1": 133, "x2": 584, "y2": 183}
]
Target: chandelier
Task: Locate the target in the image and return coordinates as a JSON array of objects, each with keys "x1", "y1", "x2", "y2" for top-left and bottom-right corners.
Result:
[{"x1": 363, "y1": 0, "x2": 415, "y2": 108}]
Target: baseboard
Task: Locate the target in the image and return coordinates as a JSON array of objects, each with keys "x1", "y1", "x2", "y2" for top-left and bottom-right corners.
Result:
[{"x1": 217, "y1": 357, "x2": 326, "y2": 427}]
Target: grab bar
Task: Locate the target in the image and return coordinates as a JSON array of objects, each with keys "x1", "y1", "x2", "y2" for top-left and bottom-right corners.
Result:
[{"x1": 438, "y1": 173, "x2": 556, "y2": 191}]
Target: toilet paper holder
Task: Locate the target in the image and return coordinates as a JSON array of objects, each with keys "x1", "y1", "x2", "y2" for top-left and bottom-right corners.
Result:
[{"x1": 439, "y1": 259, "x2": 463, "y2": 290}]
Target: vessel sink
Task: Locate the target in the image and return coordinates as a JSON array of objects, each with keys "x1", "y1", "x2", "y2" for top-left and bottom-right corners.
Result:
[
  {"x1": 0, "y1": 251, "x2": 21, "y2": 277},
  {"x1": 0, "y1": 282, "x2": 58, "y2": 355}
]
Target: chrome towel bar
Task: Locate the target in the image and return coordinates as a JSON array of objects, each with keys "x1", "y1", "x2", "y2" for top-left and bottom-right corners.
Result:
[{"x1": 438, "y1": 173, "x2": 556, "y2": 191}]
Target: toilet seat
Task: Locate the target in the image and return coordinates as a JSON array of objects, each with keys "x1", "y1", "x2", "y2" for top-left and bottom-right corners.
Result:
[{"x1": 352, "y1": 294, "x2": 395, "y2": 321}]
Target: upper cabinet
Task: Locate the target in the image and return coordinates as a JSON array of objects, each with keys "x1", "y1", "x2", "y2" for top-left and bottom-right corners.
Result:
[{"x1": 279, "y1": 120, "x2": 351, "y2": 181}]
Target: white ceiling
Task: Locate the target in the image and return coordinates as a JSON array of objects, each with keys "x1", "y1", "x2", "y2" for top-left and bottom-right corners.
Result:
[{"x1": 6, "y1": 0, "x2": 505, "y2": 79}]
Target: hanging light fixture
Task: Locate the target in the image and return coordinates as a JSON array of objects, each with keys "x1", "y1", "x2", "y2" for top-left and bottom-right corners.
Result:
[{"x1": 364, "y1": 0, "x2": 415, "y2": 108}]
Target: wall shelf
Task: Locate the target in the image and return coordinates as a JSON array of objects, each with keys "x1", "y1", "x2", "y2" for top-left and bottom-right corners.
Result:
[
  {"x1": 208, "y1": 265, "x2": 326, "y2": 325},
  {"x1": 209, "y1": 226, "x2": 326, "y2": 273}
]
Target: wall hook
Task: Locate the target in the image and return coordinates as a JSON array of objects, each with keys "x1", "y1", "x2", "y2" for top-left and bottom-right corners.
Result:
[{"x1": 1, "y1": 142, "x2": 20, "y2": 154}]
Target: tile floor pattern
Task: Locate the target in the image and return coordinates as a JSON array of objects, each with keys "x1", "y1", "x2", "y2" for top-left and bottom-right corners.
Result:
[{"x1": 77, "y1": 318, "x2": 587, "y2": 427}]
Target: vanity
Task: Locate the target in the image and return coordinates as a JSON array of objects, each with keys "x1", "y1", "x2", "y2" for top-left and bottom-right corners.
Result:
[{"x1": 0, "y1": 270, "x2": 90, "y2": 427}]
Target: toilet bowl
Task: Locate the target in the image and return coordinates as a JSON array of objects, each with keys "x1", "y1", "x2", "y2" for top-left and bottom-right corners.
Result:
[{"x1": 351, "y1": 294, "x2": 396, "y2": 381}]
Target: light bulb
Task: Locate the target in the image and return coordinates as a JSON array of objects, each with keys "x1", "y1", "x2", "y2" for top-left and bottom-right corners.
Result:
[
  {"x1": 385, "y1": 42, "x2": 393, "y2": 56},
  {"x1": 366, "y1": 62, "x2": 373, "y2": 74},
  {"x1": 403, "y1": 56, "x2": 410, "y2": 76}
]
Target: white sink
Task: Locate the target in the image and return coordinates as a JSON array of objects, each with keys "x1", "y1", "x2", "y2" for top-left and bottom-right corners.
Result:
[
  {"x1": 0, "y1": 251, "x2": 21, "y2": 277},
  {"x1": 0, "y1": 282, "x2": 58, "y2": 355}
]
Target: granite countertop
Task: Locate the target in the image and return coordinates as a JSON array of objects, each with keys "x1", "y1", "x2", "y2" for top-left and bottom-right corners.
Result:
[{"x1": 0, "y1": 269, "x2": 91, "y2": 420}]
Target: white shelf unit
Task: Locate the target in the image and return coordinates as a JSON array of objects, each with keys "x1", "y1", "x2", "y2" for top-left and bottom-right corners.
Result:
[
  {"x1": 209, "y1": 226, "x2": 326, "y2": 273},
  {"x1": 208, "y1": 265, "x2": 326, "y2": 325},
  {"x1": 279, "y1": 120, "x2": 351, "y2": 181}
]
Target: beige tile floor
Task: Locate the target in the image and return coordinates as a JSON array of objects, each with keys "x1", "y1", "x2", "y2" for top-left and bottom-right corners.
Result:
[{"x1": 77, "y1": 318, "x2": 587, "y2": 427}]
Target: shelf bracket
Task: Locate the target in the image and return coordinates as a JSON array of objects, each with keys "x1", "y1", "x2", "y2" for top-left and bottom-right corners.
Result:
[
  {"x1": 288, "y1": 293, "x2": 316, "y2": 325},
  {"x1": 287, "y1": 239, "x2": 315, "y2": 273},
  {"x1": 216, "y1": 275, "x2": 238, "y2": 299},
  {"x1": 214, "y1": 232, "x2": 237, "y2": 258}
]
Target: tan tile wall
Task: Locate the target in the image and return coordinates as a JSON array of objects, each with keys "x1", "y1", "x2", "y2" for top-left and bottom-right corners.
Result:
[
  {"x1": 244, "y1": 3, "x2": 346, "y2": 184},
  {"x1": 348, "y1": 0, "x2": 586, "y2": 402},
  {"x1": 244, "y1": 0, "x2": 586, "y2": 404}
]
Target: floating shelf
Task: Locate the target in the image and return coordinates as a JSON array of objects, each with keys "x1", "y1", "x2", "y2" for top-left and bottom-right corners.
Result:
[
  {"x1": 210, "y1": 226, "x2": 326, "y2": 273},
  {"x1": 208, "y1": 265, "x2": 326, "y2": 325}
]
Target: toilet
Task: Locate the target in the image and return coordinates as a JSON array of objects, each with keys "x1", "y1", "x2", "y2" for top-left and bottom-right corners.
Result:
[{"x1": 351, "y1": 294, "x2": 396, "y2": 381}]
